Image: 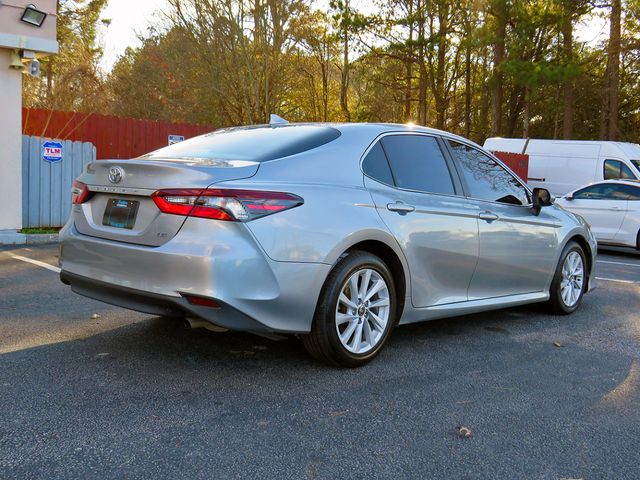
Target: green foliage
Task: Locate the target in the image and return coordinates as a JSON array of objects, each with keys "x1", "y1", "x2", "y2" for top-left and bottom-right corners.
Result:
[
  {"x1": 24, "y1": 0, "x2": 109, "y2": 112},
  {"x1": 23, "y1": 0, "x2": 640, "y2": 142}
]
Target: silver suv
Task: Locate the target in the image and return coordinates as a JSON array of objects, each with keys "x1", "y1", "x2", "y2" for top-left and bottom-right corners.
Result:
[{"x1": 59, "y1": 123, "x2": 597, "y2": 367}]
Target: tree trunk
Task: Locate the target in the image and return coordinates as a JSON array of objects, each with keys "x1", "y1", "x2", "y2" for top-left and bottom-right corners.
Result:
[
  {"x1": 340, "y1": 0, "x2": 351, "y2": 122},
  {"x1": 404, "y1": 0, "x2": 414, "y2": 122},
  {"x1": 608, "y1": 0, "x2": 621, "y2": 140},
  {"x1": 490, "y1": 0, "x2": 507, "y2": 137},
  {"x1": 561, "y1": 1, "x2": 574, "y2": 139},
  {"x1": 417, "y1": 1, "x2": 427, "y2": 125},
  {"x1": 600, "y1": 0, "x2": 621, "y2": 140},
  {"x1": 465, "y1": 43, "x2": 471, "y2": 138},
  {"x1": 523, "y1": 87, "x2": 530, "y2": 138}
]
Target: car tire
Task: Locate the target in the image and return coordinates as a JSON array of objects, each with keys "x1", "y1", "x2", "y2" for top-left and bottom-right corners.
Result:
[
  {"x1": 303, "y1": 250, "x2": 397, "y2": 367},
  {"x1": 547, "y1": 241, "x2": 587, "y2": 315},
  {"x1": 636, "y1": 229, "x2": 640, "y2": 250}
]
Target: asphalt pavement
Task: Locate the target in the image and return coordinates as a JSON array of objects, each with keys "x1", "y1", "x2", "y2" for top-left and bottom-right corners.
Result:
[{"x1": 0, "y1": 243, "x2": 639, "y2": 479}]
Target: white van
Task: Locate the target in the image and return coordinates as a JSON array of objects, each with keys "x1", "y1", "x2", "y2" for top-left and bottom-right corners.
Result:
[{"x1": 483, "y1": 138, "x2": 640, "y2": 196}]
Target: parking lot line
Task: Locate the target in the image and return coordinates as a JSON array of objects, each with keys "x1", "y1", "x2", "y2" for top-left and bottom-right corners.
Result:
[
  {"x1": 596, "y1": 260, "x2": 640, "y2": 268},
  {"x1": 8, "y1": 254, "x2": 61, "y2": 273},
  {"x1": 595, "y1": 276, "x2": 638, "y2": 285}
]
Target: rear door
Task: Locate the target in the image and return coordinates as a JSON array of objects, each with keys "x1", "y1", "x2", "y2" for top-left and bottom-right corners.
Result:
[
  {"x1": 445, "y1": 141, "x2": 558, "y2": 300},
  {"x1": 363, "y1": 134, "x2": 479, "y2": 307},
  {"x1": 615, "y1": 184, "x2": 640, "y2": 245},
  {"x1": 564, "y1": 183, "x2": 629, "y2": 242}
]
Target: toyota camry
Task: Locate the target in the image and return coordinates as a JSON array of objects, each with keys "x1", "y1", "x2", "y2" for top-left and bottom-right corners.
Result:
[{"x1": 59, "y1": 123, "x2": 597, "y2": 367}]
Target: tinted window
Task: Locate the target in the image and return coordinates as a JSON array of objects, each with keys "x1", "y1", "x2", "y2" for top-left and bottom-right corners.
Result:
[
  {"x1": 380, "y1": 135, "x2": 454, "y2": 195},
  {"x1": 362, "y1": 142, "x2": 394, "y2": 185},
  {"x1": 140, "y1": 125, "x2": 341, "y2": 163},
  {"x1": 448, "y1": 141, "x2": 530, "y2": 205},
  {"x1": 624, "y1": 185, "x2": 640, "y2": 200},
  {"x1": 604, "y1": 159, "x2": 637, "y2": 180},
  {"x1": 573, "y1": 183, "x2": 630, "y2": 200}
]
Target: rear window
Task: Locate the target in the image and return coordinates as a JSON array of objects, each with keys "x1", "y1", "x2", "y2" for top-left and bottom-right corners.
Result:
[{"x1": 140, "y1": 125, "x2": 341, "y2": 163}]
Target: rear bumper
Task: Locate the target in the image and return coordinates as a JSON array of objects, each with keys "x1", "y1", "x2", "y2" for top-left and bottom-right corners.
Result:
[{"x1": 59, "y1": 219, "x2": 331, "y2": 333}]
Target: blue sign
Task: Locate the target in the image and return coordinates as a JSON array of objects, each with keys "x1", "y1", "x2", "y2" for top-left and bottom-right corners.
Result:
[
  {"x1": 42, "y1": 141, "x2": 63, "y2": 163},
  {"x1": 168, "y1": 134, "x2": 185, "y2": 145}
]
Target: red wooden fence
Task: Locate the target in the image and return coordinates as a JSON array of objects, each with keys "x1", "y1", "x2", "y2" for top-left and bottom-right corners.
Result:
[
  {"x1": 493, "y1": 151, "x2": 529, "y2": 182},
  {"x1": 22, "y1": 108, "x2": 214, "y2": 160}
]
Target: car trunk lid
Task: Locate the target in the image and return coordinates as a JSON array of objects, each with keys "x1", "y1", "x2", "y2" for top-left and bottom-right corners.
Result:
[{"x1": 73, "y1": 158, "x2": 259, "y2": 246}]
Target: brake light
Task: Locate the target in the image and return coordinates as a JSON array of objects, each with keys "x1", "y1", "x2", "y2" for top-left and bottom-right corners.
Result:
[
  {"x1": 71, "y1": 180, "x2": 91, "y2": 204},
  {"x1": 151, "y1": 188, "x2": 303, "y2": 222}
]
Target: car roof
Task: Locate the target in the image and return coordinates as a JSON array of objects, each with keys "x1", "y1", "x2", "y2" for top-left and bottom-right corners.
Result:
[
  {"x1": 334, "y1": 122, "x2": 475, "y2": 143},
  {"x1": 569, "y1": 179, "x2": 640, "y2": 193},
  {"x1": 598, "y1": 179, "x2": 640, "y2": 186},
  {"x1": 208, "y1": 122, "x2": 486, "y2": 157}
]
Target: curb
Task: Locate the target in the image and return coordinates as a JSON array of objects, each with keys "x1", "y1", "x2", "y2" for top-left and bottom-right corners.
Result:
[
  {"x1": 26, "y1": 233, "x2": 60, "y2": 245},
  {"x1": 0, "y1": 232, "x2": 59, "y2": 246}
]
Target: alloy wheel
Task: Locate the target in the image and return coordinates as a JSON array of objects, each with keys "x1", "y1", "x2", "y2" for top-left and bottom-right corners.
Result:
[
  {"x1": 335, "y1": 268, "x2": 390, "y2": 354},
  {"x1": 560, "y1": 251, "x2": 584, "y2": 308}
]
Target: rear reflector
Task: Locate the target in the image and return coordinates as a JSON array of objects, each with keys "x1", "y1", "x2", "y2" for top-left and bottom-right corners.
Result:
[
  {"x1": 185, "y1": 295, "x2": 221, "y2": 308},
  {"x1": 151, "y1": 188, "x2": 303, "y2": 222},
  {"x1": 71, "y1": 180, "x2": 92, "y2": 204}
]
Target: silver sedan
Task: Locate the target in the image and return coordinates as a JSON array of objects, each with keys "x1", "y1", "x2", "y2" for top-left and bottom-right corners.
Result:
[{"x1": 59, "y1": 123, "x2": 597, "y2": 367}]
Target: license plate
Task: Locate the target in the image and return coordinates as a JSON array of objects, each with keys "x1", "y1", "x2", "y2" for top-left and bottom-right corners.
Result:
[{"x1": 102, "y1": 199, "x2": 139, "y2": 229}]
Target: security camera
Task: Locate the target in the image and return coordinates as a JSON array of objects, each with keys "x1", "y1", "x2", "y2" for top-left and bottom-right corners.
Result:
[{"x1": 26, "y1": 59, "x2": 40, "y2": 77}]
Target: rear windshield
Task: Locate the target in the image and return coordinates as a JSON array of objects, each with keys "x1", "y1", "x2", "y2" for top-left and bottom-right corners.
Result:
[{"x1": 140, "y1": 125, "x2": 341, "y2": 163}]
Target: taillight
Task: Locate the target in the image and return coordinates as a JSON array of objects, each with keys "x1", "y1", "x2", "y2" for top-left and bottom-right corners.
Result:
[
  {"x1": 71, "y1": 180, "x2": 91, "y2": 204},
  {"x1": 151, "y1": 188, "x2": 303, "y2": 222}
]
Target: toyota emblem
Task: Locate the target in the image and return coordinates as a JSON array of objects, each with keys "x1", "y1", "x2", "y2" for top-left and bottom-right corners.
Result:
[{"x1": 108, "y1": 166, "x2": 125, "y2": 184}]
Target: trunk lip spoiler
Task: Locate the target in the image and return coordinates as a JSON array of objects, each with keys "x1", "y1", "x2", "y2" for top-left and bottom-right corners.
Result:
[{"x1": 88, "y1": 185, "x2": 157, "y2": 196}]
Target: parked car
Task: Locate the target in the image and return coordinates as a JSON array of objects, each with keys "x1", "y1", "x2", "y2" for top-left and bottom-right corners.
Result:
[
  {"x1": 483, "y1": 138, "x2": 640, "y2": 196},
  {"x1": 59, "y1": 123, "x2": 597, "y2": 367},
  {"x1": 556, "y1": 179, "x2": 640, "y2": 249}
]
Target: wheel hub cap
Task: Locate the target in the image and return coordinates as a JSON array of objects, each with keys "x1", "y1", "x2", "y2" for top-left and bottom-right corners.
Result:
[
  {"x1": 335, "y1": 268, "x2": 390, "y2": 354},
  {"x1": 560, "y1": 251, "x2": 584, "y2": 308}
]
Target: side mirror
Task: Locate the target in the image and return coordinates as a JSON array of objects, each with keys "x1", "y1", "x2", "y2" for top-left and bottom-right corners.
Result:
[
  {"x1": 531, "y1": 187, "x2": 553, "y2": 216},
  {"x1": 564, "y1": 195, "x2": 574, "y2": 202}
]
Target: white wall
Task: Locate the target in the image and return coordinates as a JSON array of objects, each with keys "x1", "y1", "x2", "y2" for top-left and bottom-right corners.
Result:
[{"x1": 0, "y1": 49, "x2": 23, "y2": 231}]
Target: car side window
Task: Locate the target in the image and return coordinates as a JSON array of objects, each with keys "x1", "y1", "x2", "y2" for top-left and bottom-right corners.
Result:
[
  {"x1": 448, "y1": 141, "x2": 530, "y2": 206},
  {"x1": 573, "y1": 185, "x2": 605, "y2": 200},
  {"x1": 604, "y1": 159, "x2": 637, "y2": 180},
  {"x1": 621, "y1": 185, "x2": 640, "y2": 200},
  {"x1": 573, "y1": 184, "x2": 629, "y2": 200},
  {"x1": 380, "y1": 135, "x2": 455, "y2": 195},
  {"x1": 362, "y1": 142, "x2": 394, "y2": 186}
]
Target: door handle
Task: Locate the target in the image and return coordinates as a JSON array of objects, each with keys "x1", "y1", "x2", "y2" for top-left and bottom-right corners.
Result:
[
  {"x1": 478, "y1": 212, "x2": 499, "y2": 222},
  {"x1": 610, "y1": 207, "x2": 623, "y2": 211},
  {"x1": 387, "y1": 201, "x2": 416, "y2": 213}
]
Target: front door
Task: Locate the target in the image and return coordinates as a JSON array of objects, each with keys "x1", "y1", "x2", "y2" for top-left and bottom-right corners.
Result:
[{"x1": 446, "y1": 141, "x2": 559, "y2": 299}]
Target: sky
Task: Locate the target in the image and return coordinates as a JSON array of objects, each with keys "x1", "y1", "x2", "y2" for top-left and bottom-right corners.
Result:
[
  {"x1": 99, "y1": 0, "x2": 170, "y2": 71},
  {"x1": 98, "y1": 0, "x2": 609, "y2": 72}
]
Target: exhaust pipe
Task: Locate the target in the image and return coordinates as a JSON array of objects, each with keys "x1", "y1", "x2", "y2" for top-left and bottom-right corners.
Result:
[{"x1": 184, "y1": 317, "x2": 228, "y2": 333}]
